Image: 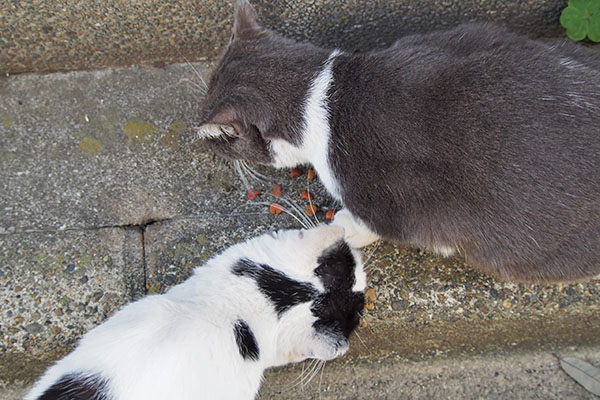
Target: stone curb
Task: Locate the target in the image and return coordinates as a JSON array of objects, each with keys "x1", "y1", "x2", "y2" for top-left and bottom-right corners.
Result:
[{"x1": 2, "y1": 0, "x2": 570, "y2": 74}]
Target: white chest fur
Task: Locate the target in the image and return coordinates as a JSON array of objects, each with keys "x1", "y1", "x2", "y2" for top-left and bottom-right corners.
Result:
[{"x1": 270, "y1": 49, "x2": 343, "y2": 201}]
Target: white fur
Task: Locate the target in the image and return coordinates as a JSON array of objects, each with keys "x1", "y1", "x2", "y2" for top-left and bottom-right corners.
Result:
[
  {"x1": 195, "y1": 123, "x2": 237, "y2": 140},
  {"x1": 25, "y1": 225, "x2": 365, "y2": 400},
  {"x1": 432, "y1": 246, "x2": 456, "y2": 257},
  {"x1": 271, "y1": 49, "x2": 344, "y2": 201},
  {"x1": 268, "y1": 51, "x2": 385, "y2": 249},
  {"x1": 332, "y1": 208, "x2": 381, "y2": 249}
]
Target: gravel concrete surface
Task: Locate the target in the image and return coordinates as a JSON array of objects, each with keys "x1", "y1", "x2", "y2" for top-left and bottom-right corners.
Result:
[{"x1": 2, "y1": 0, "x2": 569, "y2": 74}]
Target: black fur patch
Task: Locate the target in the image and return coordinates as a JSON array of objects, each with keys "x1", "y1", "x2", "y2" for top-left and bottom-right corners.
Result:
[
  {"x1": 232, "y1": 258, "x2": 317, "y2": 316},
  {"x1": 312, "y1": 241, "x2": 365, "y2": 339},
  {"x1": 234, "y1": 319, "x2": 260, "y2": 361},
  {"x1": 314, "y1": 240, "x2": 357, "y2": 290},
  {"x1": 38, "y1": 373, "x2": 107, "y2": 400},
  {"x1": 311, "y1": 291, "x2": 365, "y2": 339}
]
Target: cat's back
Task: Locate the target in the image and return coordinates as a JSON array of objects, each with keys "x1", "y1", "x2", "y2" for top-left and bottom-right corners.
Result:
[
  {"x1": 377, "y1": 23, "x2": 600, "y2": 106},
  {"x1": 330, "y1": 23, "x2": 599, "y2": 281},
  {"x1": 27, "y1": 292, "x2": 261, "y2": 400},
  {"x1": 360, "y1": 23, "x2": 600, "y2": 156},
  {"x1": 388, "y1": 23, "x2": 599, "y2": 71}
]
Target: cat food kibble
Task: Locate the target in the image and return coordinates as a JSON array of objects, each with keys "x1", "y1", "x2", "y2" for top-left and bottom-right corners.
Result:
[
  {"x1": 269, "y1": 203, "x2": 284, "y2": 215},
  {"x1": 247, "y1": 189, "x2": 259, "y2": 200},
  {"x1": 365, "y1": 287, "x2": 377, "y2": 303},
  {"x1": 290, "y1": 168, "x2": 303, "y2": 179},
  {"x1": 325, "y1": 209, "x2": 336, "y2": 220},
  {"x1": 307, "y1": 169, "x2": 316, "y2": 180},
  {"x1": 305, "y1": 204, "x2": 317, "y2": 217},
  {"x1": 300, "y1": 190, "x2": 314, "y2": 201},
  {"x1": 271, "y1": 184, "x2": 282, "y2": 197}
]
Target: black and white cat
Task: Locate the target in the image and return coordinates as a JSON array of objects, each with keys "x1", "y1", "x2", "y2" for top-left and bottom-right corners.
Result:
[
  {"x1": 197, "y1": 0, "x2": 600, "y2": 282},
  {"x1": 25, "y1": 225, "x2": 366, "y2": 400}
]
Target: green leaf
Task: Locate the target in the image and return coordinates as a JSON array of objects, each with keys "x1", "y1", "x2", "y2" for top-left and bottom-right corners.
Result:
[
  {"x1": 588, "y1": 0, "x2": 600, "y2": 12},
  {"x1": 589, "y1": 14, "x2": 600, "y2": 41},
  {"x1": 569, "y1": 0, "x2": 589, "y2": 11},
  {"x1": 561, "y1": 8, "x2": 589, "y2": 40},
  {"x1": 561, "y1": 0, "x2": 600, "y2": 41},
  {"x1": 559, "y1": 356, "x2": 600, "y2": 396}
]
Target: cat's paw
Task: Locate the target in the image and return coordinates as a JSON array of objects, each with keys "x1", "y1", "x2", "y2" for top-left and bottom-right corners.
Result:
[{"x1": 331, "y1": 209, "x2": 380, "y2": 248}]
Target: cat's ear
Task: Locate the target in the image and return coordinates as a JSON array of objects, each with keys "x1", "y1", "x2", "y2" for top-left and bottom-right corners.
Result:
[
  {"x1": 232, "y1": 0, "x2": 265, "y2": 41},
  {"x1": 195, "y1": 108, "x2": 241, "y2": 140}
]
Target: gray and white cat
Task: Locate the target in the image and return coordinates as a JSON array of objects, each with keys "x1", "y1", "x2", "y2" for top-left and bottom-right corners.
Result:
[
  {"x1": 197, "y1": 0, "x2": 600, "y2": 282},
  {"x1": 25, "y1": 225, "x2": 366, "y2": 400}
]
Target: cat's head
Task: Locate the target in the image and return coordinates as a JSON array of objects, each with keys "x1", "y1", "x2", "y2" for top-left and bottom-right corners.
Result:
[
  {"x1": 229, "y1": 225, "x2": 366, "y2": 366},
  {"x1": 195, "y1": 0, "x2": 328, "y2": 167}
]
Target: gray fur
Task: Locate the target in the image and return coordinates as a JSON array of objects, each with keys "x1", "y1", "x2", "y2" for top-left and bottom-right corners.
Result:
[{"x1": 198, "y1": 1, "x2": 600, "y2": 282}]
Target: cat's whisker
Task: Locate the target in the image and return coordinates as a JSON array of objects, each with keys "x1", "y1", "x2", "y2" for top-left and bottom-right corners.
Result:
[
  {"x1": 301, "y1": 359, "x2": 321, "y2": 390},
  {"x1": 363, "y1": 241, "x2": 381, "y2": 271},
  {"x1": 318, "y1": 360, "x2": 326, "y2": 400},
  {"x1": 301, "y1": 359, "x2": 321, "y2": 389},
  {"x1": 180, "y1": 54, "x2": 209, "y2": 92},
  {"x1": 178, "y1": 77, "x2": 208, "y2": 94},
  {"x1": 284, "y1": 363, "x2": 306, "y2": 390},
  {"x1": 237, "y1": 161, "x2": 319, "y2": 230},
  {"x1": 305, "y1": 177, "x2": 321, "y2": 226},
  {"x1": 292, "y1": 359, "x2": 317, "y2": 390},
  {"x1": 233, "y1": 160, "x2": 251, "y2": 190},
  {"x1": 273, "y1": 194, "x2": 316, "y2": 229},
  {"x1": 139, "y1": 14, "x2": 208, "y2": 94},
  {"x1": 239, "y1": 160, "x2": 271, "y2": 184},
  {"x1": 237, "y1": 160, "x2": 319, "y2": 230},
  {"x1": 286, "y1": 359, "x2": 318, "y2": 390},
  {"x1": 302, "y1": 358, "x2": 325, "y2": 388},
  {"x1": 237, "y1": 160, "x2": 257, "y2": 181},
  {"x1": 246, "y1": 201, "x2": 310, "y2": 229},
  {"x1": 353, "y1": 329, "x2": 372, "y2": 355}
]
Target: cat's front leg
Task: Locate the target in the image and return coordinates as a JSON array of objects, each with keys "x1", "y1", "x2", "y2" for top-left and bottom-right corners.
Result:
[{"x1": 331, "y1": 209, "x2": 380, "y2": 248}]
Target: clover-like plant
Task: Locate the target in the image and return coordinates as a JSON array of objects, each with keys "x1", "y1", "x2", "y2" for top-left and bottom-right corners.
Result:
[{"x1": 560, "y1": 0, "x2": 600, "y2": 42}]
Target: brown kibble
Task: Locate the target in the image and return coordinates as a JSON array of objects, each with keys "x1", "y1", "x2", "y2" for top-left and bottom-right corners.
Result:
[
  {"x1": 300, "y1": 190, "x2": 314, "y2": 201},
  {"x1": 365, "y1": 302, "x2": 375, "y2": 311},
  {"x1": 269, "y1": 203, "x2": 284, "y2": 215},
  {"x1": 290, "y1": 168, "x2": 303, "y2": 179},
  {"x1": 305, "y1": 204, "x2": 317, "y2": 217},
  {"x1": 502, "y1": 299, "x2": 512, "y2": 309},
  {"x1": 325, "y1": 209, "x2": 336, "y2": 220},
  {"x1": 247, "y1": 189, "x2": 259, "y2": 200},
  {"x1": 365, "y1": 287, "x2": 377, "y2": 303},
  {"x1": 361, "y1": 320, "x2": 368, "y2": 328},
  {"x1": 270, "y1": 184, "x2": 282, "y2": 197},
  {"x1": 307, "y1": 168, "x2": 316, "y2": 180}
]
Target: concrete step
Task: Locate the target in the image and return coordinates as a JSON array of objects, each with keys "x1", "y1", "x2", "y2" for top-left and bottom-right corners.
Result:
[
  {"x1": 5, "y1": 347, "x2": 600, "y2": 399},
  {"x1": 2, "y1": 0, "x2": 569, "y2": 74},
  {"x1": 1, "y1": 62, "x2": 599, "y2": 399}
]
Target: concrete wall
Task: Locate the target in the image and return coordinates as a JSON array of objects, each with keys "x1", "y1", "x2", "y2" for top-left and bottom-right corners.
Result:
[{"x1": 1, "y1": 0, "x2": 569, "y2": 74}]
